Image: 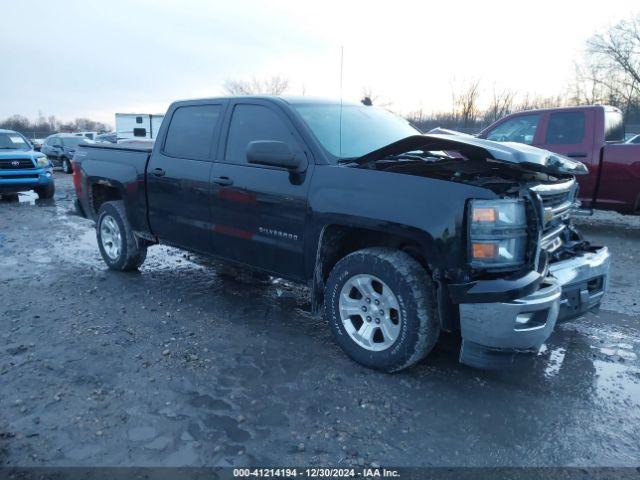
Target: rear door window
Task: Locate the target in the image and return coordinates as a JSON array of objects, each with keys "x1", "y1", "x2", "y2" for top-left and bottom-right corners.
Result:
[
  {"x1": 545, "y1": 111, "x2": 585, "y2": 144},
  {"x1": 604, "y1": 109, "x2": 624, "y2": 142},
  {"x1": 163, "y1": 105, "x2": 223, "y2": 160},
  {"x1": 485, "y1": 114, "x2": 541, "y2": 145}
]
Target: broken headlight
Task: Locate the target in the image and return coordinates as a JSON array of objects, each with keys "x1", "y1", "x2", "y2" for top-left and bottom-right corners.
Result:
[{"x1": 468, "y1": 199, "x2": 527, "y2": 269}]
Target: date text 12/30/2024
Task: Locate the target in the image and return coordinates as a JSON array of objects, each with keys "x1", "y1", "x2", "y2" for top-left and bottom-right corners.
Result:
[{"x1": 233, "y1": 468, "x2": 401, "y2": 478}]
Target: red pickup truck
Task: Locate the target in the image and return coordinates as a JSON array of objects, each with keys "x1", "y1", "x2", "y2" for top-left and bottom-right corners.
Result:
[{"x1": 479, "y1": 105, "x2": 640, "y2": 214}]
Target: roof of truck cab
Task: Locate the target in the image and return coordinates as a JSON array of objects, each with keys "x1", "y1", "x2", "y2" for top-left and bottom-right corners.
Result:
[
  {"x1": 172, "y1": 95, "x2": 360, "y2": 107},
  {"x1": 514, "y1": 105, "x2": 619, "y2": 115}
]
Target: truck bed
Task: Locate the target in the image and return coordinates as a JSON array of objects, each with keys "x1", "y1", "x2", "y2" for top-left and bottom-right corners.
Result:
[{"x1": 74, "y1": 143, "x2": 152, "y2": 236}]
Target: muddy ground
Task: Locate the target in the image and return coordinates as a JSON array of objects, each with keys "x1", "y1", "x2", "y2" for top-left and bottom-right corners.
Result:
[{"x1": 1, "y1": 174, "x2": 639, "y2": 468}]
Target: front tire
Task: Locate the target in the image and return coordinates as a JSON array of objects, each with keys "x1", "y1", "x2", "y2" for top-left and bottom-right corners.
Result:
[
  {"x1": 62, "y1": 157, "x2": 72, "y2": 174},
  {"x1": 324, "y1": 247, "x2": 440, "y2": 372},
  {"x1": 35, "y1": 182, "x2": 55, "y2": 199},
  {"x1": 96, "y1": 201, "x2": 147, "y2": 271}
]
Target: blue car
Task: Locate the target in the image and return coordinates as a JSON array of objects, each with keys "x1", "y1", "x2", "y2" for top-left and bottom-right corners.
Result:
[{"x1": 0, "y1": 129, "x2": 55, "y2": 199}]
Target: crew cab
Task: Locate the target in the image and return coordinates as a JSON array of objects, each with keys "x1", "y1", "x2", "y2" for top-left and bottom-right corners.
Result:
[
  {"x1": 0, "y1": 129, "x2": 54, "y2": 200},
  {"x1": 73, "y1": 97, "x2": 610, "y2": 371},
  {"x1": 479, "y1": 105, "x2": 640, "y2": 213}
]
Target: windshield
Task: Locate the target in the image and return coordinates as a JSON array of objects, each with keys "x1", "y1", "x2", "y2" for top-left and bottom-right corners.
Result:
[
  {"x1": 62, "y1": 137, "x2": 92, "y2": 148},
  {"x1": 294, "y1": 104, "x2": 420, "y2": 160},
  {"x1": 0, "y1": 132, "x2": 31, "y2": 150}
]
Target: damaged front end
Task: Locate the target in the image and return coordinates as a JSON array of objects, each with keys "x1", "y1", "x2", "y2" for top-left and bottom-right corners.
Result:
[
  {"x1": 453, "y1": 177, "x2": 610, "y2": 368},
  {"x1": 352, "y1": 134, "x2": 610, "y2": 369}
]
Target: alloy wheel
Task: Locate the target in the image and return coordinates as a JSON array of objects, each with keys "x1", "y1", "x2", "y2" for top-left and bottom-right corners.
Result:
[{"x1": 338, "y1": 274, "x2": 402, "y2": 351}]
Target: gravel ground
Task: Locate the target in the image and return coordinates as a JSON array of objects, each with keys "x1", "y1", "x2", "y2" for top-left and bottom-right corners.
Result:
[{"x1": 1, "y1": 174, "x2": 639, "y2": 468}]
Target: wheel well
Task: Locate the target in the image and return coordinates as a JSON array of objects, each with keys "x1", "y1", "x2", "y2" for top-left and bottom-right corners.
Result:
[
  {"x1": 317, "y1": 225, "x2": 430, "y2": 282},
  {"x1": 312, "y1": 225, "x2": 432, "y2": 313},
  {"x1": 90, "y1": 183, "x2": 122, "y2": 216}
]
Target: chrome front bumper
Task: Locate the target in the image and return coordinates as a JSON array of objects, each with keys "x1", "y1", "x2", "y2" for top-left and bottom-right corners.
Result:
[{"x1": 458, "y1": 246, "x2": 610, "y2": 368}]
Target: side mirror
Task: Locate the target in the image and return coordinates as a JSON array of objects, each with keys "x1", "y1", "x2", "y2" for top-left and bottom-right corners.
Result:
[{"x1": 246, "y1": 141, "x2": 302, "y2": 170}]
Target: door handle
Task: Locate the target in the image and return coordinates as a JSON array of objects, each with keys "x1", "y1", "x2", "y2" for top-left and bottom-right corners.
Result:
[
  {"x1": 152, "y1": 168, "x2": 165, "y2": 177},
  {"x1": 212, "y1": 176, "x2": 233, "y2": 186},
  {"x1": 567, "y1": 152, "x2": 587, "y2": 158}
]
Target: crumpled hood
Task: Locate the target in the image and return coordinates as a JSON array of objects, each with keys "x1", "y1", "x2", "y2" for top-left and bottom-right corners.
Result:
[{"x1": 355, "y1": 134, "x2": 588, "y2": 176}]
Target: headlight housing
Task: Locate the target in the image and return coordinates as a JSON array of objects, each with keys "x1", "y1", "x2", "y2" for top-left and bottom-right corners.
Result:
[
  {"x1": 36, "y1": 156, "x2": 51, "y2": 168},
  {"x1": 468, "y1": 199, "x2": 527, "y2": 269}
]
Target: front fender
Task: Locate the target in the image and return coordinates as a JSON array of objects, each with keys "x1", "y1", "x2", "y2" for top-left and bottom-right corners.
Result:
[
  {"x1": 304, "y1": 165, "x2": 498, "y2": 314},
  {"x1": 306, "y1": 165, "x2": 497, "y2": 275}
]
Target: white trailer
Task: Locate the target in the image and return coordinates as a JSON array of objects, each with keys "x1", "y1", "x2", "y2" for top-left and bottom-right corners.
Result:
[{"x1": 115, "y1": 113, "x2": 164, "y2": 141}]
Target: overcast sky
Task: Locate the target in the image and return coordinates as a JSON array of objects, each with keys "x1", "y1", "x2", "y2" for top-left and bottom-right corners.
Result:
[{"x1": 1, "y1": 0, "x2": 638, "y2": 127}]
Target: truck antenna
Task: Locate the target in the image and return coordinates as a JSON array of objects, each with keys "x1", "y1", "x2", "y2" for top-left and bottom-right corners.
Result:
[{"x1": 339, "y1": 45, "x2": 344, "y2": 159}]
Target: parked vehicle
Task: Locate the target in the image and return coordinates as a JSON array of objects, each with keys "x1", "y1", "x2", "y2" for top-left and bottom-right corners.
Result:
[
  {"x1": 0, "y1": 129, "x2": 54, "y2": 199},
  {"x1": 94, "y1": 133, "x2": 120, "y2": 144},
  {"x1": 74, "y1": 131, "x2": 99, "y2": 140},
  {"x1": 42, "y1": 134, "x2": 94, "y2": 173},
  {"x1": 30, "y1": 138, "x2": 45, "y2": 151},
  {"x1": 626, "y1": 134, "x2": 640, "y2": 144},
  {"x1": 73, "y1": 97, "x2": 610, "y2": 371},
  {"x1": 115, "y1": 113, "x2": 164, "y2": 140},
  {"x1": 117, "y1": 138, "x2": 155, "y2": 148},
  {"x1": 479, "y1": 106, "x2": 640, "y2": 213}
]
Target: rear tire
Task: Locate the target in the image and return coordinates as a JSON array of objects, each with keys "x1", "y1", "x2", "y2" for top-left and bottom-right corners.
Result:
[
  {"x1": 96, "y1": 201, "x2": 147, "y2": 271},
  {"x1": 324, "y1": 247, "x2": 440, "y2": 372},
  {"x1": 62, "y1": 157, "x2": 72, "y2": 174},
  {"x1": 35, "y1": 183, "x2": 55, "y2": 199}
]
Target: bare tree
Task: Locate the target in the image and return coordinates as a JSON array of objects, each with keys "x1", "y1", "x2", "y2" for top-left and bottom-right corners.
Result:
[
  {"x1": 0, "y1": 113, "x2": 110, "y2": 137},
  {"x1": 515, "y1": 92, "x2": 565, "y2": 111},
  {"x1": 72, "y1": 118, "x2": 108, "y2": 132},
  {"x1": 577, "y1": 15, "x2": 640, "y2": 115},
  {"x1": 588, "y1": 15, "x2": 640, "y2": 88},
  {"x1": 487, "y1": 86, "x2": 516, "y2": 123},
  {"x1": 222, "y1": 75, "x2": 290, "y2": 95},
  {"x1": 0, "y1": 114, "x2": 31, "y2": 132},
  {"x1": 455, "y1": 80, "x2": 481, "y2": 127}
]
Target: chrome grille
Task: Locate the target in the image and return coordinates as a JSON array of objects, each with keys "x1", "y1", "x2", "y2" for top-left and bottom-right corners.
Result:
[
  {"x1": 0, "y1": 158, "x2": 35, "y2": 170},
  {"x1": 531, "y1": 179, "x2": 576, "y2": 253}
]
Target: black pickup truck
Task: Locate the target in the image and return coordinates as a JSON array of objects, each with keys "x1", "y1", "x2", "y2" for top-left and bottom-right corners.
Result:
[{"x1": 73, "y1": 96, "x2": 610, "y2": 371}]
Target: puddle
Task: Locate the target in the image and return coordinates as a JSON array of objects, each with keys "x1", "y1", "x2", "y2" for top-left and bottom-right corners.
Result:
[
  {"x1": 593, "y1": 360, "x2": 640, "y2": 408},
  {"x1": 598, "y1": 347, "x2": 637, "y2": 361}
]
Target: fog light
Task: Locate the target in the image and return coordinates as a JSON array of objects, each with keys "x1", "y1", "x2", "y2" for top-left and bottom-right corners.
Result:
[
  {"x1": 515, "y1": 313, "x2": 533, "y2": 325},
  {"x1": 45, "y1": 172, "x2": 52, "y2": 177}
]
